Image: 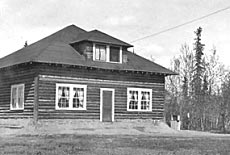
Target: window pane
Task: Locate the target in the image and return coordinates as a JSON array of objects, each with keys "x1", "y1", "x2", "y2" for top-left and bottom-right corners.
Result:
[
  {"x1": 110, "y1": 46, "x2": 120, "y2": 62},
  {"x1": 11, "y1": 85, "x2": 24, "y2": 110},
  {"x1": 73, "y1": 87, "x2": 85, "y2": 108},
  {"x1": 18, "y1": 86, "x2": 24, "y2": 108},
  {"x1": 127, "y1": 89, "x2": 152, "y2": 111},
  {"x1": 141, "y1": 91, "x2": 150, "y2": 110},
  {"x1": 12, "y1": 87, "x2": 17, "y2": 109},
  {"x1": 95, "y1": 48, "x2": 100, "y2": 60},
  {"x1": 128, "y1": 90, "x2": 138, "y2": 110},
  {"x1": 100, "y1": 47, "x2": 106, "y2": 61},
  {"x1": 58, "y1": 86, "x2": 70, "y2": 108},
  {"x1": 95, "y1": 45, "x2": 106, "y2": 61}
]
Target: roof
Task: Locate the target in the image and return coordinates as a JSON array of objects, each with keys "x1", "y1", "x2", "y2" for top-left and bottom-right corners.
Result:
[
  {"x1": 0, "y1": 24, "x2": 176, "y2": 75},
  {"x1": 71, "y1": 30, "x2": 133, "y2": 47}
]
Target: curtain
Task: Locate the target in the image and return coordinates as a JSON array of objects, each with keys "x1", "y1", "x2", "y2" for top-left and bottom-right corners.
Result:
[
  {"x1": 18, "y1": 86, "x2": 24, "y2": 108},
  {"x1": 58, "y1": 87, "x2": 69, "y2": 108},
  {"x1": 73, "y1": 88, "x2": 84, "y2": 108},
  {"x1": 12, "y1": 87, "x2": 17, "y2": 108}
]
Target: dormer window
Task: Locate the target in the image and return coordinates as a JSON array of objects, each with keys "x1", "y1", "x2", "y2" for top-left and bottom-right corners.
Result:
[
  {"x1": 93, "y1": 43, "x2": 122, "y2": 63},
  {"x1": 95, "y1": 45, "x2": 106, "y2": 61},
  {"x1": 110, "y1": 46, "x2": 120, "y2": 62}
]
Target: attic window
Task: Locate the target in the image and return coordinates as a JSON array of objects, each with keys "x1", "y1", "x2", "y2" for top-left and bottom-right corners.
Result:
[
  {"x1": 95, "y1": 45, "x2": 106, "y2": 61},
  {"x1": 110, "y1": 46, "x2": 120, "y2": 62},
  {"x1": 93, "y1": 43, "x2": 122, "y2": 63}
]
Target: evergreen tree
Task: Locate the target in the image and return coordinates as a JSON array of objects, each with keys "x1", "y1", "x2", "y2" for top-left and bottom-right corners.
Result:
[
  {"x1": 166, "y1": 28, "x2": 228, "y2": 131},
  {"x1": 24, "y1": 41, "x2": 28, "y2": 47},
  {"x1": 193, "y1": 27, "x2": 205, "y2": 96},
  {"x1": 191, "y1": 27, "x2": 205, "y2": 130}
]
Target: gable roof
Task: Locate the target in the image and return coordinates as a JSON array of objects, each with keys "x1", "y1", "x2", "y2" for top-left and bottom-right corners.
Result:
[{"x1": 0, "y1": 24, "x2": 176, "y2": 75}]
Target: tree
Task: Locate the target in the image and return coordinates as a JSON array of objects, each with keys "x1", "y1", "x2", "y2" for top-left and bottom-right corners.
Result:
[
  {"x1": 24, "y1": 41, "x2": 28, "y2": 47},
  {"x1": 165, "y1": 57, "x2": 181, "y2": 125},
  {"x1": 203, "y1": 47, "x2": 225, "y2": 130},
  {"x1": 191, "y1": 27, "x2": 205, "y2": 130},
  {"x1": 165, "y1": 43, "x2": 194, "y2": 129},
  {"x1": 220, "y1": 73, "x2": 230, "y2": 133},
  {"x1": 166, "y1": 28, "x2": 229, "y2": 131}
]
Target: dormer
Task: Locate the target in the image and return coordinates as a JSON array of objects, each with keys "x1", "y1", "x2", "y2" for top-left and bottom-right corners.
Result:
[
  {"x1": 70, "y1": 30, "x2": 133, "y2": 64},
  {"x1": 93, "y1": 43, "x2": 122, "y2": 63}
]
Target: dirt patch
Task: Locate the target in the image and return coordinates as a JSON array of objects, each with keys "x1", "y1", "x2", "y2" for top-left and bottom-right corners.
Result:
[
  {"x1": 133, "y1": 126, "x2": 145, "y2": 132},
  {"x1": 1, "y1": 119, "x2": 229, "y2": 138},
  {"x1": 73, "y1": 128, "x2": 95, "y2": 131}
]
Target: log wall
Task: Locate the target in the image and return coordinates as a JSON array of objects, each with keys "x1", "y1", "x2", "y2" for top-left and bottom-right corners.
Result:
[
  {"x1": 0, "y1": 62, "x2": 166, "y2": 120},
  {"x1": 0, "y1": 64, "x2": 36, "y2": 118},
  {"x1": 37, "y1": 63, "x2": 165, "y2": 84},
  {"x1": 37, "y1": 63, "x2": 165, "y2": 120}
]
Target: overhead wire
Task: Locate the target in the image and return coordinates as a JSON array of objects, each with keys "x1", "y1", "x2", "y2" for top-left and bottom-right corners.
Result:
[{"x1": 130, "y1": 5, "x2": 230, "y2": 43}]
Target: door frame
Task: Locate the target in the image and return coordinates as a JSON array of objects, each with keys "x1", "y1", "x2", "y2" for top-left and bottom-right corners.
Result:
[{"x1": 100, "y1": 88, "x2": 115, "y2": 122}]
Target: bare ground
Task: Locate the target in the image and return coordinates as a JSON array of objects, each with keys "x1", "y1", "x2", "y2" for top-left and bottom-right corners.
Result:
[{"x1": 0, "y1": 119, "x2": 230, "y2": 155}]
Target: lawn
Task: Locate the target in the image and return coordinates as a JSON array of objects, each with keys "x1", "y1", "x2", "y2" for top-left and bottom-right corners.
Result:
[{"x1": 0, "y1": 134, "x2": 229, "y2": 155}]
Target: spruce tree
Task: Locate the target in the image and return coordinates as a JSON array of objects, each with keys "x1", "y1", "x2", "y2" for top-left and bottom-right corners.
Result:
[
  {"x1": 193, "y1": 27, "x2": 205, "y2": 96},
  {"x1": 192, "y1": 27, "x2": 205, "y2": 130}
]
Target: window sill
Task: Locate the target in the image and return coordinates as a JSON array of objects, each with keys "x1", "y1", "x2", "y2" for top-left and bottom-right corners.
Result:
[
  {"x1": 108, "y1": 61, "x2": 122, "y2": 64},
  {"x1": 10, "y1": 108, "x2": 24, "y2": 111},
  {"x1": 55, "y1": 108, "x2": 87, "y2": 111},
  {"x1": 93, "y1": 60, "x2": 122, "y2": 64},
  {"x1": 127, "y1": 109, "x2": 152, "y2": 112},
  {"x1": 94, "y1": 59, "x2": 107, "y2": 62}
]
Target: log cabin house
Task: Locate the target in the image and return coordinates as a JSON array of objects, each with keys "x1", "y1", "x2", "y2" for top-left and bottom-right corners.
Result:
[{"x1": 0, "y1": 25, "x2": 176, "y2": 122}]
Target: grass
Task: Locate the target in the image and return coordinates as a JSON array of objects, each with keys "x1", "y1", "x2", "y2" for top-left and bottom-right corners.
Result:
[
  {"x1": 1, "y1": 119, "x2": 230, "y2": 154},
  {"x1": 0, "y1": 134, "x2": 230, "y2": 155}
]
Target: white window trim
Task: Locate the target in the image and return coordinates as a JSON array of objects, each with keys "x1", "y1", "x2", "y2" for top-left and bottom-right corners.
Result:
[
  {"x1": 93, "y1": 43, "x2": 122, "y2": 64},
  {"x1": 10, "y1": 84, "x2": 25, "y2": 110},
  {"x1": 119, "y1": 47, "x2": 122, "y2": 63},
  {"x1": 55, "y1": 83, "x2": 87, "y2": 110},
  {"x1": 106, "y1": 45, "x2": 110, "y2": 62},
  {"x1": 127, "y1": 88, "x2": 152, "y2": 112},
  {"x1": 109, "y1": 46, "x2": 122, "y2": 64},
  {"x1": 93, "y1": 44, "x2": 107, "y2": 62}
]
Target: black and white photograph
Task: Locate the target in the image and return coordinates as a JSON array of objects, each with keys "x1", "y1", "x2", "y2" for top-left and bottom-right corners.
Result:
[{"x1": 0, "y1": 0, "x2": 230, "y2": 154}]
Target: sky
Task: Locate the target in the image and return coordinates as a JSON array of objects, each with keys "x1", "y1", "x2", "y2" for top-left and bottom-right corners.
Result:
[{"x1": 0, "y1": 0, "x2": 230, "y2": 68}]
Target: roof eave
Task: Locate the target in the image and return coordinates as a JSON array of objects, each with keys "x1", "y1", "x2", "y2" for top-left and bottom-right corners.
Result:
[{"x1": 70, "y1": 39, "x2": 133, "y2": 48}]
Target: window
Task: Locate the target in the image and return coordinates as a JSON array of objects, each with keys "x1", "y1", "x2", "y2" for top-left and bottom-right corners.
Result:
[
  {"x1": 110, "y1": 46, "x2": 120, "y2": 62},
  {"x1": 93, "y1": 43, "x2": 122, "y2": 63},
  {"x1": 56, "y1": 84, "x2": 87, "y2": 110},
  {"x1": 95, "y1": 45, "x2": 106, "y2": 61},
  {"x1": 127, "y1": 88, "x2": 152, "y2": 111},
  {"x1": 11, "y1": 84, "x2": 24, "y2": 110}
]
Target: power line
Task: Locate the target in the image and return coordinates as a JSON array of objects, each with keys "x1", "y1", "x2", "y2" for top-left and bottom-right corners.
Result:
[{"x1": 130, "y1": 5, "x2": 230, "y2": 43}]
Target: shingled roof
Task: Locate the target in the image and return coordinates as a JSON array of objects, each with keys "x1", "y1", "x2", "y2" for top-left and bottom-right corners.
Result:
[
  {"x1": 71, "y1": 30, "x2": 133, "y2": 47},
  {"x1": 0, "y1": 24, "x2": 176, "y2": 75}
]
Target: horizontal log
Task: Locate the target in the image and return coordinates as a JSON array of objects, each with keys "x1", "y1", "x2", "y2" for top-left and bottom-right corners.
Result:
[
  {"x1": 0, "y1": 116, "x2": 32, "y2": 119},
  {"x1": 39, "y1": 116, "x2": 100, "y2": 119}
]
